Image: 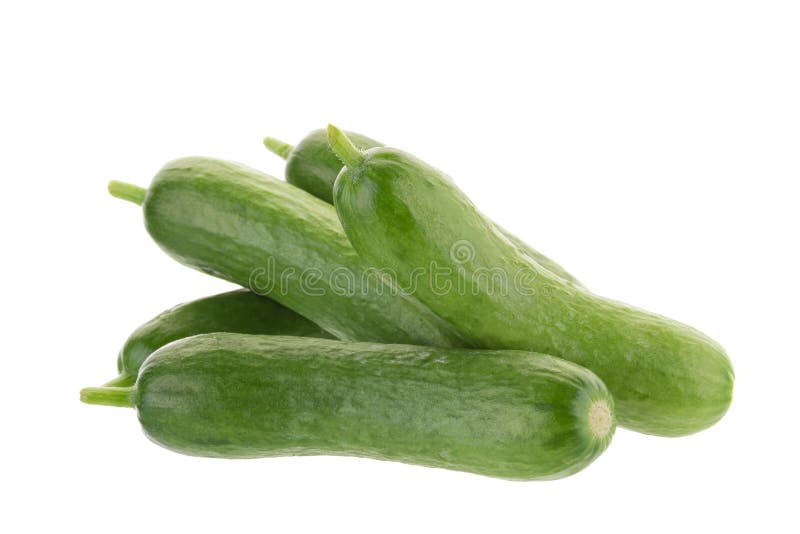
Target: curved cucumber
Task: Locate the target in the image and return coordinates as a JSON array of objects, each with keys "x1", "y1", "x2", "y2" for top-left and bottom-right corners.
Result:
[
  {"x1": 264, "y1": 129, "x2": 583, "y2": 286},
  {"x1": 81, "y1": 334, "x2": 615, "y2": 480},
  {"x1": 105, "y1": 289, "x2": 333, "y2": 387},
  {"x1": 108, "y1": 158, "x2": 468, "y2": 347},
  {"x1": 329, "y1": 126, "x2": 734, "y2": 437}
]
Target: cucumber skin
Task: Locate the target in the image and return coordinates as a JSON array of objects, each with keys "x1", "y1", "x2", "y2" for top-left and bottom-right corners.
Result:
[
  {"x1": 282, "y1": 129, "x2": 583, "y2": 286},
  {"x1": 116, "y1": 289, "x2": 333, "y2": 382},
  {"x1": 140, "y1": 157, "x2": 468, "y2": 348},
  {"x1": 135, "y1": 334, "x2": 615, "y2": 480},
  {"x1": 333, "y1": 148, "x2": 734, "y2": 436}
]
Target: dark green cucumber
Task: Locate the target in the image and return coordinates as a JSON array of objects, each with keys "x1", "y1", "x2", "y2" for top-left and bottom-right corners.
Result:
[
  {"x1": 107, "y1": 158, "x2": 468, "y2": 347},
  {"x1": 81, "y1": 334, "x2": 615, "y2": 480},
  {"x1": 264, "y1": 129, "x2": 583, "y2": 286},
  {"x1": 105, "y1": 289, "x2": 333, "y2": 387},
  {"x1": 264, "y1": 129, "x2": 381, "y2": 204},
  {"x1": 329, "y1": 125, "x2": 734, "y2": 437}
]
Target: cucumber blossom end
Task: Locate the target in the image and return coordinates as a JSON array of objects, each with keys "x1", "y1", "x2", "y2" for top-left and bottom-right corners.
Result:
[{"x1": 588, "y1": 400, "x2": 614, "y2": 440}]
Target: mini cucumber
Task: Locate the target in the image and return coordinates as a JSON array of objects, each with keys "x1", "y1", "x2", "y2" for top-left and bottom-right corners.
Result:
[
  {"x1": 329, "y1": 125, "x2": 734, "y2": 437},
  {"x1": 104, "y1": 289, "x2": 333, "y2": 387},
  {"x1": 81, "y1": 334, "x2": 615, "y2": 480},
  {"x1": 264, "y1": 129, "x2": 583, "y2": 286},
  {"x1": 107, "y1": 158, "x2": 468, "y2": 347},
  {"x1": 264, "y1": 129, "x2": 381, "y2": 204}
]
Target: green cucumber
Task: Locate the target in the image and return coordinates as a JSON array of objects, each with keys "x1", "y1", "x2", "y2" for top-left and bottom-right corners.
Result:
[
  {"x1": 264, "y1": 129, "x2": 381, "y2": 204},
  {"x1": 81, "y1": 334, "x2": 615, "y2": 480},
  {"x1": 264, "y1": 129, "x2": 583, "y2": 286},
  {"x1": 329, "y1": 125, "x2": 734, "y2": 437},
  {"x1": 104, "y1": 289, "x2": 333, "y2": 387},
  {"x1": 107, "y1": 158, "x2": 468, "y2": 348}
]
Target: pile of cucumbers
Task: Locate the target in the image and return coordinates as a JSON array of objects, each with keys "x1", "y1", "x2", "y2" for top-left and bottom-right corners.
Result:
[{"x1": 81, "y1": 125, "x2": 734, "y2": 480}]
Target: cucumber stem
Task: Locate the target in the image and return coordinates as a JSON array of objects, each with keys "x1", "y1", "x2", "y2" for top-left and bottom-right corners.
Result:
[
  {"x1": 102, "y1": 373, "x2": 135, "y2": 388},
  {"x1": 263, "y1": 137, "x2": 294, "y2": 160},
  {"x1": 327, "y1": 125, "x2": 365, "y2": 168},
  {"x1": 80, "y1": 386, "x2": 136, "y2": 408},
  {"x1": 108, "y1": 181, "x2": 147, "y2": 206}
]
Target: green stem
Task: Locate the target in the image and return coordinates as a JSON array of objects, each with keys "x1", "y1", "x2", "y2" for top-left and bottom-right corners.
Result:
[
  {"x1": 327, "y1": 125, "x2": 365, "y2": 168},
  {"x1": 263, "y1": 137, "x2": 294, "y2": 159},
  {"x1": 102, "y1": 373, "x2": 135, "y2": 388},
  {"x1": 108, "y1": 181, "x2": 147, "y2": 205},
  {"x1": 80, "y1": 386, "x2": 136, "y2": 408}
]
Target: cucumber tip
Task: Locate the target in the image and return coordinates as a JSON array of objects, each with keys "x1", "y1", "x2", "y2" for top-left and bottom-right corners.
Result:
[{"x1": 588, "y1": 400, "x2": 613, "y2": 439}]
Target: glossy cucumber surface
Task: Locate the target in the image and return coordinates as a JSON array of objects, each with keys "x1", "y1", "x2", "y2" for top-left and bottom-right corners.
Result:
[
  {"x1": 81, "y1": 334, "x2": 615, "y2": 480},
  {"x1": 108, "y1": 158, "x2": 468, "y2": 348},
  {"x1": 329, "y1": 126, "x2": 733, "y2": 436},
  {"x1": 264, "y1": 129, "x2": 583, "y2": 286},
  {"x1": 106, "y1": 289, "x2": 333, "y2": 387}
]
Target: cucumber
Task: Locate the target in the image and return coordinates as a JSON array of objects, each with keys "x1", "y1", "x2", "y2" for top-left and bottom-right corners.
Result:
[
  {"x1": 329, "y1": 125, "x2": 734, "y2": 437},
  {"x1": 107, "y1": 157, "x2": 468, "y2": 348},
  {"x1": 80, "y1": 334, "x2": 615, "y2": 480},
  {"x1": 264, "y1": 129, "x2": 381, "y2": 204},
  {"x1": 264, "y1": 129, "x2": 583, "y2": 286},
  {"x1": 104, "y1": 289, "x2": 333, "y2": 388}
]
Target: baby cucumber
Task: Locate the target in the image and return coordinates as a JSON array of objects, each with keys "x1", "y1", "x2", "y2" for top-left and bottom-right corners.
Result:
[
  {"x1": 81, "y1": 334, "x2": 615, "y2": 480},
  {"x1": 329, "y1": 125, "x2": 734, "y2": 437},
  {"x1": 264, "y1": 129, "x2": 381, "y2": 204},
  {"x1": 264, "y1": 129, "x2": 583, "y2": 286},
  {"x1": 104, "y1": 289, "x2": 333, "y2": 387},
  {"x1": 107, "y1": 158, "x2": 467, "y2": 347}
]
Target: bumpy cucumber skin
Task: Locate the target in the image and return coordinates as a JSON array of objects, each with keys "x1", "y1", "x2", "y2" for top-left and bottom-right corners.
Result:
[
  {"x1": 135, "y1": 334, "x2": 615, "y2": 480},
  {"x1": 333, "y1": 148, "x2": 734, "y2": 436},
  {"x1": 140, "y1": 157, "x2": 468, "y2": 348},
  {"x1": 116, "y1": 289, "x2": 333, "y2": 382},
  {"x1": 286, "y1": 129, "x2": 382, "y2": 203},
  {"x1": 283, "y1": 129, "x2": 583, "y2": 286}
]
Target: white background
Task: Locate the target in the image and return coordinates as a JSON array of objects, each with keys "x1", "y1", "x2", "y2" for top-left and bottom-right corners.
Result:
[{"x1": 2, "y1": 1, "x2": 798, "y2": 532}]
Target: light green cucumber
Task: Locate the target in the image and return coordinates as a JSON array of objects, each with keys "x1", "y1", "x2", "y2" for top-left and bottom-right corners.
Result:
[
  {"x1": 81, "y1": 334, "x2": 615, "y2": 480},
  {"x1": 329, "y1": 125, "x2": 733, "y2": 437}
]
